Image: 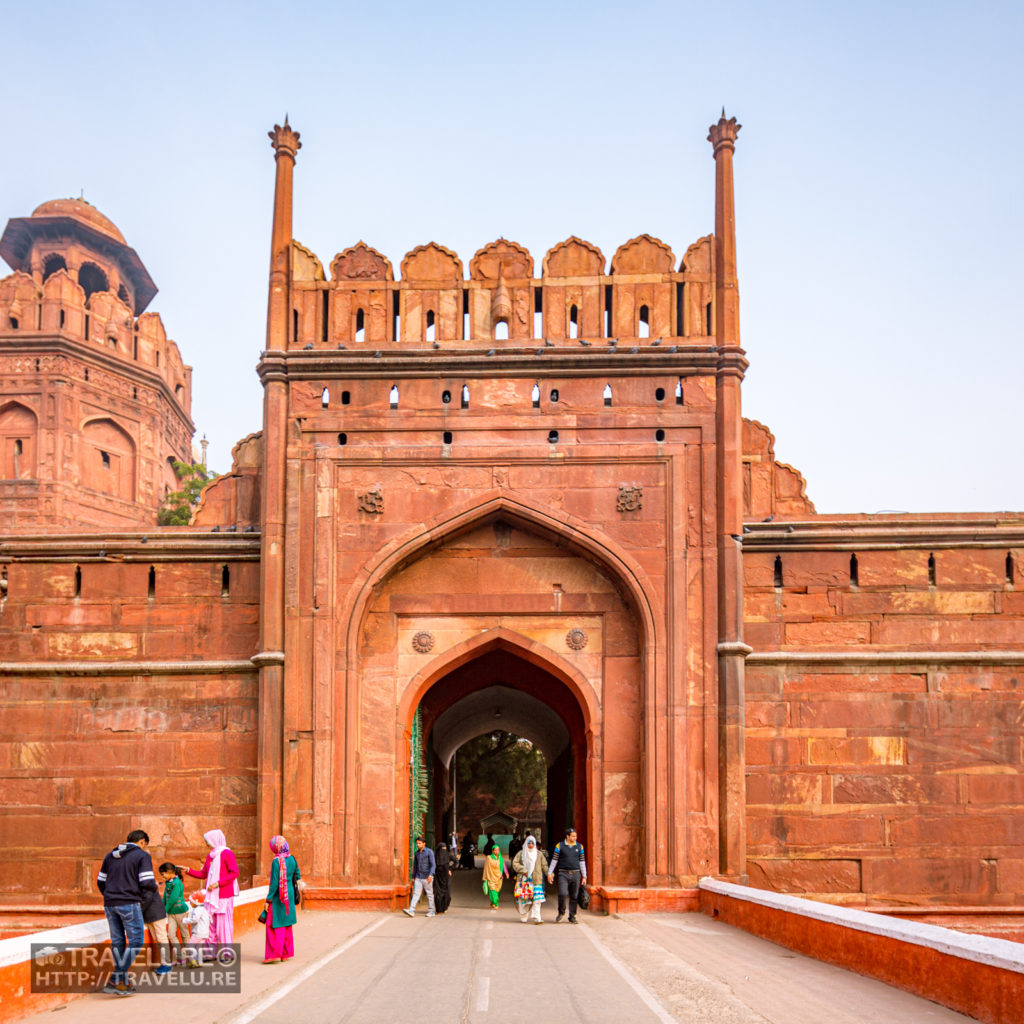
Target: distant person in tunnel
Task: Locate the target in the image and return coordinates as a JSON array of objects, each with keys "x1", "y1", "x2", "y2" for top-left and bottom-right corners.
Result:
[
  {"x1": 481, "y1": 844, "x2": 507, "y2": 911},
  {"x1": 458, "y1": 831, "x2": 475, "y2": 870},
  {"x1": 402, "y1": 837, "x2": 435, "y2": 918},
  {"x1": 432, "y1": 842, "x2": 453, "y2": 914},
  {"x1": 548, "y1": 827, "x2": 587, "y2": 923}
]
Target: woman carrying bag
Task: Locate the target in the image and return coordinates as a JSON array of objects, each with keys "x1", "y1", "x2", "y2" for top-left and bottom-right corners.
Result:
[{"x1": 260, "y1": 834, "x2": 302, "y2": 964}]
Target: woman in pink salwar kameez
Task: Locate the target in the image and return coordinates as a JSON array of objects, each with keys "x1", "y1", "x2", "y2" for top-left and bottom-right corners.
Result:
[{"x1": 183, "y1": 829, "x2": 239, "y2": 953}]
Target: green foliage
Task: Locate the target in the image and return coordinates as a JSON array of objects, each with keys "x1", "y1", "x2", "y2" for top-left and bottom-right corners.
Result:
[
  {"x1": 455, "y1": 731, "x2": 547, "y2": 821},
  {"x1": 158, "y1": 460, "x2": 217, "y2": 525}
]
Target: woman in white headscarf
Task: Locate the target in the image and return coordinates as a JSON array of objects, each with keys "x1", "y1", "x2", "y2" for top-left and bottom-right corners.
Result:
[
  {"x1": 511, "y1": 834, "x2": 549, "y2": 924},
  {"x1": 181, "y1": 829, "x2": 240, "y2": 950}
]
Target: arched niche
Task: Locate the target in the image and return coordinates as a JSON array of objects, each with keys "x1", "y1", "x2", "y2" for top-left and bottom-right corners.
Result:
[
  {"x1": 0, "y1": 401, "x2": 38, "y2": 479},
  {"x1": 81, "y1": 417, "x2": 136, "y2": 501}
]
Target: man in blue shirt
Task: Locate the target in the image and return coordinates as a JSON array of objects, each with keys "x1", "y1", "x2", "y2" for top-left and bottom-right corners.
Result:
[{"x1": 402, "y1": 836, "x2": 436, "y2": 917}]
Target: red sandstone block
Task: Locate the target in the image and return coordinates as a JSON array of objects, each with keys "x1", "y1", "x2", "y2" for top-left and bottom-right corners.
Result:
[
  {"x1": 996, "y1": 859, "x2": 1024, "y2": 893},
  {"x1": 743, "y1": 591, "x2": 778, "y2": 622},
  {"x1": 784, "y1": 620, "x2": 870, "y2": 646},
  {"x1": 857, "y1": 551, "x2": 929, "y2": 588},
  {"x1": 832, "y1": 773, "x2": 958, "y2": 806},
  {"x1": 745, "y1": 735, "x2": 804, "y2": 768},
  {"x1": 933, "y1": 549, "x2": 1007, "y2": 587},
  {"x1": 875, "y1": 617, "x2": 1023, "y2": 647},
  {"x1": 0, "y1": 703, "x2": 76, "y2": 739},
  {"x1": 807, "y1": 736, "x2": 905, "y2": 767},
  {"x1": 773, "y1": 552, "x2": 852, "y2": 588},
  {"x1": 863, "y1": 857, "x2": 990, "y2": 897},
  {"x1": 841, "y1": 590, "x2": 996, "y2": 616},
  {"x1": 780, "y1": 591, "x2": 836, "y2": 620},
  {"x1": 744, "y1": 621, "x2": 782, "y2": 648},
  {"x1": 745, "y1": 772, "x2": 822, "y2": 806},
  {"x1": 906, "y1": 732, "x2": 1017, "y2": 766},
  {"x1": 744, "y1": 554, "x2": 779, "y2": 589},
  {"x1": 932, "y1": 671, "x2": 1024, "y2": 693},
  {"x1": 745, "y1": 667, "x2": 784, "y2": 696},
  {"x1": 0, "y1": 777, "x2": 63, "y2": 806},
  {"x1": 746, "y1": 699, "x2": 790, "y2": 729},
  {"x1": 794, "y1": 697, "x2": 924, "y2": 731},
  {"x1": 784, "y1": 672, "x2": 926, "y2": 695},
  {"x1": 24, "y1": 604, "x2": 116, "y2": 628},
  {"x1": 966, "y1": 774, "x2": 1024, "y2": 804},
  {"x1": 890, "y1": 814, "x2": 1024, "y2": 847},
  {"x1": 747, "y1": 857, "x2": 862, "y2": 893},
  {"x1": 997, "y1": 591, "x2": 1024, "y2": 613},
  {"x1": 3, "y1": 856, "x2": 82, "y2": 895}
]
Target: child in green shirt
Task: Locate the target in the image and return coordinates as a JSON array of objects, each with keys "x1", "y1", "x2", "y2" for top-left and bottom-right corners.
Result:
[{"x1": 160, "y1": 863, "x2": 190, "y2": 964}]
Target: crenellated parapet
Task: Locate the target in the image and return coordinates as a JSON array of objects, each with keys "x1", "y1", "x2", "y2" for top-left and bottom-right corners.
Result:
[{"x1": 284, "y1": 230, "x2": 717, "y2": 351}]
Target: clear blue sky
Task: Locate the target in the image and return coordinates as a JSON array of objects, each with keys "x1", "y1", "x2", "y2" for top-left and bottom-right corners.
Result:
[{"x1": 3, "y1": 1, "x2": 1021, "y2": 512}]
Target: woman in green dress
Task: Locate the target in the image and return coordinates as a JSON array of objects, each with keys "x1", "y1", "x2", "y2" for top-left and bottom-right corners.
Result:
[{"x1": 262, "y1": 834, "x2": 301, "y2": 963}]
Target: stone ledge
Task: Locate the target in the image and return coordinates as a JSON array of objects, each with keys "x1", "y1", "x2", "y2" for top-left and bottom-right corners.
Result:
[
  {"x1": 0, "y1": 660, "x2": 258, "y2": 676},
  {"x1": 746, "y1": 649, "x2": 1024, "y2": 666},
  {"x1": 591, "y1": 886, "x2": 700, "y2": 914}
]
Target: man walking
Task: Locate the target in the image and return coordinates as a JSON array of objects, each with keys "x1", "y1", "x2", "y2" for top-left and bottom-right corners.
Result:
[
  {"x1": 547, "y1": 827, "x2": 587, "y2": 924},
  {"x1": 96, "y1": 829, "x2": 160, "y2": 995},
  {"x1": 402, "y1": 836, "x2": 436, "y2": 917}
]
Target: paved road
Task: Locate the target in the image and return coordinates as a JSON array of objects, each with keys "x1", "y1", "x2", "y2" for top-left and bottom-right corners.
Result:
[{"x1": 23, "y1": 866, "x2": 975, "y2": 1024}]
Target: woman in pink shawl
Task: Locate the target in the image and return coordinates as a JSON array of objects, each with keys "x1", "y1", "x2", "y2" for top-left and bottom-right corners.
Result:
[{"x1": 181, "y1": 829, "x2": 239, "y2": 950}]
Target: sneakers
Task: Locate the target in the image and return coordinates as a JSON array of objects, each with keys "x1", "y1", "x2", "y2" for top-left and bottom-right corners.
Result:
[
  {"x1": 555, "y1": 913, "x2": 564, "y2": 923},
  {"x1": 102, "y1": 981, "x2": 134, "y2": 997},
  {"x1": 155, "y1": 964, "x2": 173, "y2": 976},
  {"x1": 426, "y1": 911, "x2": 435, "y2": 918},
  {"x1": 568, "y1": 917, "x2": 578, "y2": 924},
  {"x1": 534, "y1": 918, "x2": 543, "y2": 925},
  {"x1": 402, "y1": 907, "x2": 415, "y2": 917}
]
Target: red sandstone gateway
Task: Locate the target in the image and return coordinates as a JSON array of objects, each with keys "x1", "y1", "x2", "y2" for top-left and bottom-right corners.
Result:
[{"x1": 1, "y1": 116, "x2": 1023, "y2": 934}]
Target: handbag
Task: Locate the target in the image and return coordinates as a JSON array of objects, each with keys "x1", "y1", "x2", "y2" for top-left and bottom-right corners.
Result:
[
  {"x1": 577, "y1": 881, "x2": 591, "y2": 910},
  {"x1": 258, "y1": 908, "x2": 267, "y2": 924}
]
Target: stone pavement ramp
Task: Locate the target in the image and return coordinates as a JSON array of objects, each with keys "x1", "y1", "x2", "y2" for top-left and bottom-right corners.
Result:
[{"x1": 19, "y1": 873, "x2": 975, "y2": 1024}]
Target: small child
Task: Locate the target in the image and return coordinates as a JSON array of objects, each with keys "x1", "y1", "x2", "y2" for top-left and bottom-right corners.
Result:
[
  {"x1": 181, "y1": 893, "x2": 210, "y2": 967},
  {"x1": 159, "y1": 863, "x2": 190, "y2": 965}
]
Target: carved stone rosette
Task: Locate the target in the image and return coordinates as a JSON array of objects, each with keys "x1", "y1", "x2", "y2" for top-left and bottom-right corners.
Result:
[
  {"x1": 357, "y1": 487, "x2": 384, "y2": 514},
  {"x1": 565, "y1": 628, "x2": 588, "y2": 651},
  {"x1": 617, "y1": 485, "x2": 643, "y2": 512},
  {"x1": 412, "y1": 631, "x2": 435, "y2": 654}
]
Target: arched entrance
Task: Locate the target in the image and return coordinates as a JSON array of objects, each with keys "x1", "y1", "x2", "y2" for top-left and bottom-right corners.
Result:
[{"x1": 410, "y1": 644, "x2": 591, "y2": 858}]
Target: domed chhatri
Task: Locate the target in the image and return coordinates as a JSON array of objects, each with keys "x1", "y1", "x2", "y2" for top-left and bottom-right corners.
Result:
[{"x1": 31, "y1": 197, "x2": 127, "y2": 244}]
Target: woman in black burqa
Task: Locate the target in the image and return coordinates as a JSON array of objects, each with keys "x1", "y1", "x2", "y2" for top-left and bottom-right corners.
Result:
[
  {"x1": 458, "y1": 831, "x2": 475, "y2": 870},
  {"x1": 432, "y1": 843, "x2": 453, "y2": 913}
]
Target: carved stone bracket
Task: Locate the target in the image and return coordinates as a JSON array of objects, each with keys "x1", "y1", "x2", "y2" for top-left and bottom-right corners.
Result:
[
  {"x1": 617, "y1": 485, "x2": 643, "y2": 512},
  {"x1": 357, "y1": 487, "x2": 384, "y2": 514}
]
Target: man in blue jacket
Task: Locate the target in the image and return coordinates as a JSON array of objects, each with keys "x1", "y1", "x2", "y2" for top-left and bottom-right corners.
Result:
[
  {"x1": 547, "y1": 827, "x2": 587, "y2": 923},
  {"x1": 402, "y1": 836, "x2": 436, "y2": 917},
  {"x1": 96, "y1": 829, "x2": 159, "y2": 995}
]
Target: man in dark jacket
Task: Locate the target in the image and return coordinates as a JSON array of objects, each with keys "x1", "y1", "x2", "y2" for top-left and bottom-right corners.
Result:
[
  {"x1": 402, "y1": 836, "x2": 436, "y2": 917},
  {"x1": 96, "y1": 829, "x2": 159, "y2": 995},
  {"x1": 547, "y1": 827, "x2": 587, "y2": 923}
]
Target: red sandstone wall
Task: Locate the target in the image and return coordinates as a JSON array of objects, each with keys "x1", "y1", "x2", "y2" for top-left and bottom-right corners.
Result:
[
  {"x1": 743, "y1": 520, "x2": 1024, "y2": 909},
  {"x1": 0, "y1": 536, "x2": 261, "y2": 911}
]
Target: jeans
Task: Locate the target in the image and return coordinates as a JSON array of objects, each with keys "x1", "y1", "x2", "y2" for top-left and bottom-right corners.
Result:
[
  {"x1": 105, "y1": 904, "x2": 145, "y2": 985},
  {"x1": 557, "y1": 870, "x2": 582, "y2": 919},
  {"x1": 408, "y1": 877, "x2": 435, "y2": 913}
]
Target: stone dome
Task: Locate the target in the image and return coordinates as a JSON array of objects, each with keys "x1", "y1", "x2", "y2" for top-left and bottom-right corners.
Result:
[{"x1": 31, "y1": 198, "x2": 126, "y2": 245}]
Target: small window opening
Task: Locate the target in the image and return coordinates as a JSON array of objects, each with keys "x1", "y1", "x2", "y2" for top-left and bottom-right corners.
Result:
[
  {"x1": 461, "y1": 385, "x2": 469, "y2": 409},
  {"x1": 705, "y1": 302, "x2": 712, "y2": 336},
  {"x1": 568, "y1": 304, "x2": 579, "y2": 339},
  {"x1": 655, "y1": 387, "x2": 665, "y2": 402},
  {"x1": 773, "y1": 555, "x2": 783, "y2": 588},
  {"x1": 292, "y1": 308, "x2": 299, "y2": 342},
  {"x1": 1006, "y1": 552, "x2": 1015, "y2": 585},
  {"x1": 442, "y1": 390, "x2": 451, "y2": 405},
  {"x1": 638, "y1": 304, "x2": 650, "y2": 338},
  {"x1": 60, "y1": 309, "x2": 66, "y2": 328},
  {"x1": 426, "y1": 310, "x2": 436, "y2": 343},
  {"x1": 341, "y1": 390, "x2": 351, "y2": 405},
  {"x1": 14, "y1": 439, "x2": 23, "y2": 457},
  {"x1": 531, "y1": 383, "x2": 540, "y2": 408},
  {"x1": 534, "y1": 287, "x2": 544, "y2": 340},
  {"x1": 147, "y1": 565, "x2": 156, "y2": 601},
  {"x1": 155, "y1": 349, "x2": 160, "y2": 367},
  {"x1": 550, "y1": 388, "x2": 559, "y2": 403},
  {"x1": 462, "y1": 290, "x2": 470, "y2": 341},
  {"x1": 221, "y1": 564, "x2": 230, "y2": 598},
  {"x1": 675, "y1": 378, "x2": 684, "y2": 405},
  {"x1": 604, "y1": 285, "x2": 612, "y2": 338},
  {"x1": 928, "y1": 553, "x2": 936, "y2": 587},
  {"x1": 355, "y1": 308, "x2": 365, "y2": 343},
  {"x1": 132, "y1": 387, "x2": 137, "y2": 400},
  {"x1": 675, "y1": 282, "x2": 684, "y2": 336},
  {"x1": 321, "y1": 387, "x2": 330, "y2": 408},
  {"x1": 850, "y1": 553, "x2": 859, "y2": 587},
  {"x1": 548, "y1": 430, "x2": 559, "y2": 444},
  {"x1": 85, "y1": 368, "x2": 90, "y2": 382},
  {"x1": 8, "y1": 316, "x2": 18, "y2": 329},
  {"x1": 34, "y1": 358, "x2": 40, "y2": 372},
  {"x1": 495, "y1": 321, "x2": 509, "y2": 340},
  {"x1": 338, "y1": 432, "x2": 347, "y2": 446},
  {"x1": 108, "y1": 334, "x2": 117, "y2": 349},
  {"x1": 84, "y1": 314, "x2": 90, "y2": 339},
  {"x1": 603, "y1": 384, "x2": 613, "y2": 407},
  {"x1": 389, "y1": 384, "x2": 399, "y2": 409},
  {"x1": 393, "y1": 291, "x2": 401, "y2": 341},
  {"x1": 321, "y1": 290, "x2": 329, "y2": 344},
  {"x1": 132, "y1": 333, "x2": 137, "y2": 358},
  {"x1": 100, "y1": 450, "x2": 111, "y2": 469},
  {"x1": 74, "y1": 564, "x2": 81, "y2": 599},
  {"x1": 655, "y1": 428, "x2": 666, "y2": 442},
  {"x1": 443, "y1": 431, "x2": 453, "y2": 445}
]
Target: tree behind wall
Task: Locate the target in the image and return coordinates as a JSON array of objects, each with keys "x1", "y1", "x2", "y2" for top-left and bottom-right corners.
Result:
[{"x1": 158, "y1": 460, "x2": 217, "y2": 525}]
